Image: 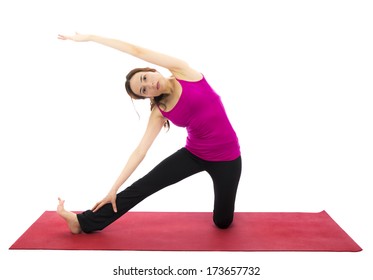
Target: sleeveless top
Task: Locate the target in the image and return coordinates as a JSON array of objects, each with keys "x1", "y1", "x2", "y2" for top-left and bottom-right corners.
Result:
[{"x1": 158, "y1": 75, "x2": 240, "y2": 161}]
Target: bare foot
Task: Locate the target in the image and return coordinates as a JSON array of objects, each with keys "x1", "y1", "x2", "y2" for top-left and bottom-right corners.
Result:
[{"x1": 57, "y1": 197, "x2": 82, "y2": 234}]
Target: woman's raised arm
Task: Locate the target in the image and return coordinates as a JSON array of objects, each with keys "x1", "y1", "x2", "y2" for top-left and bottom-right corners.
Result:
[{"x1": 58, "y1": 33, "x2": 200, "y2": 79}]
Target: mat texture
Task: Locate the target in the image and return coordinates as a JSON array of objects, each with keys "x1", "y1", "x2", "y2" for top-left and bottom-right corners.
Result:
[{"x1": 9, "y1": 210, "x2": 362, "y2": 251}]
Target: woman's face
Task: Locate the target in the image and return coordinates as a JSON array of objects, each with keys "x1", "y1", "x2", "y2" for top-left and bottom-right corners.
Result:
[{"x1": 130, "y1": 71, "x2": 163, "y2": 98}]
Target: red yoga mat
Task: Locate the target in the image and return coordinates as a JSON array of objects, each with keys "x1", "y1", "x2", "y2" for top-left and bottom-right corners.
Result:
[{"x1": 9, "y1": 210, "x2": 362, "y2": 251}]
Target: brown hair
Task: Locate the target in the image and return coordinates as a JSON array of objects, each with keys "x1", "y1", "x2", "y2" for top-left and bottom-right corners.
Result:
[{"x1": 125, "y1": 67, "x2": 170, "y2": 130}]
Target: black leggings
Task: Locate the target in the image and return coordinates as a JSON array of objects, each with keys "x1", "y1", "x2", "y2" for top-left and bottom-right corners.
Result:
[{"x1": 77, "y1": 148, "x2": 242, "y2": 233}]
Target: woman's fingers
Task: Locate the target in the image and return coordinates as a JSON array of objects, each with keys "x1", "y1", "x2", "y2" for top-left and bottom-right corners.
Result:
[
  {"x1": 112, "y1": 200, "x2": 118, "y2": 213},
  {"x1": 91, "y1": 199, "x2": 117, "y2": 213},
  {"x1": 91, "y1": 201, "x2": 103, "y2": 212},
  {"x1": 57, "y1": 32, "x2": 88, "y2": 42},
  {"x1": 57, "y1": 34, "x2": 70, "y2": 40}
]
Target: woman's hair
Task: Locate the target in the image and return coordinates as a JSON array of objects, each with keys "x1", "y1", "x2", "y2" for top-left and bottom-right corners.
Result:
[{"x1": 125, "y1": 67, "x2": 170, "y2": 130}]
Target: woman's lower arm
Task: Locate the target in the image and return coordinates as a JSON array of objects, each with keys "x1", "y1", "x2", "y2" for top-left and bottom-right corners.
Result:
[
  {"x1": 89, "y1": 35, "x2": 138, "y2": 55},
  {"x1": 110, "y1": 148, "x2": 146, "y2": 194}
]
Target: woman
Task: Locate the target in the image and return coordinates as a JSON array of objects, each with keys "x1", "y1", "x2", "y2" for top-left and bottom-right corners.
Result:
[{"x1": 57, "y1": 33, "x2": 241, "y2": 234}]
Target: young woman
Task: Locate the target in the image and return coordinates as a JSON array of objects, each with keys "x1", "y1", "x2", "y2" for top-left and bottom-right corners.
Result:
[{"x1": 57, "y1": 33, "x2": 241, "y2": 234}]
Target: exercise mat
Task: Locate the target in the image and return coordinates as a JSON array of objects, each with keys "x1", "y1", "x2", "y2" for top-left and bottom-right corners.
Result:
[{"x1": 9, "y1": 210, "x2": 362, "y2": 252}]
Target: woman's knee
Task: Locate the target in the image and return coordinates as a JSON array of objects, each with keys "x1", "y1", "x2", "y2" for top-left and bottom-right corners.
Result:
[{"x1": 213, "y1": 215, "x2": 233, "y2": 229}]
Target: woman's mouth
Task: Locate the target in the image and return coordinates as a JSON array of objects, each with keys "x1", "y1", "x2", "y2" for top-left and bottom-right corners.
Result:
[{"x1": 156, "y1": 81, "x2": 160, "y2": 90}]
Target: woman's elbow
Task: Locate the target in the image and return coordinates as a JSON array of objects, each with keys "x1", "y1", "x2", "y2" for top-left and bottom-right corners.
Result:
[{"x1": 133, "y1": 147, "x2": 147, "y2": 161}]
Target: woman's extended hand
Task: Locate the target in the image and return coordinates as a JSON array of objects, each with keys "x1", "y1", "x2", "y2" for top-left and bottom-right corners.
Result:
[
  {"x1": 57, "y1": 32, "x2": 90, "y2": 42},
  {"x1": 92, "y1": 190, "x2": 118, "y2": 213}
]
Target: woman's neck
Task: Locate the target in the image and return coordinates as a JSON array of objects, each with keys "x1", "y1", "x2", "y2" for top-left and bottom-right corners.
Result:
[{"x1": 165, "y1": 77, "x2": 178, "y2": 96}]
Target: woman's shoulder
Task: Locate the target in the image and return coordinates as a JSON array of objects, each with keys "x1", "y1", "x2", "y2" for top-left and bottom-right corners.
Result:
[{"x1": 171, "y1": 67, "x2": 203, "y2": 82}]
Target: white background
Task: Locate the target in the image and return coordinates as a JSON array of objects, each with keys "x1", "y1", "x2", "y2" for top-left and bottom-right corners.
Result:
[{"x1": 1, "y1": 0, "x2": 372, "y2": 279}]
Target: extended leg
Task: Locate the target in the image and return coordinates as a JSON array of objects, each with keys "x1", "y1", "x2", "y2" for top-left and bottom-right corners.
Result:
[{"x1": 77, "y1": 148, "x2": 204, "y2": 233}]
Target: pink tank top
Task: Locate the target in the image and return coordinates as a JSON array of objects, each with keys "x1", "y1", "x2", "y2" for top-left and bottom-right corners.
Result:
[{"x1": 158, "y1": 75, "x2": 240, "y2": 161}]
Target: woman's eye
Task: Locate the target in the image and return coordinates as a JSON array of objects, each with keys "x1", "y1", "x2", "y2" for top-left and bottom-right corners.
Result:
[{"x1": 144, "y1": 75, "x2": 147, "y2": 81}]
